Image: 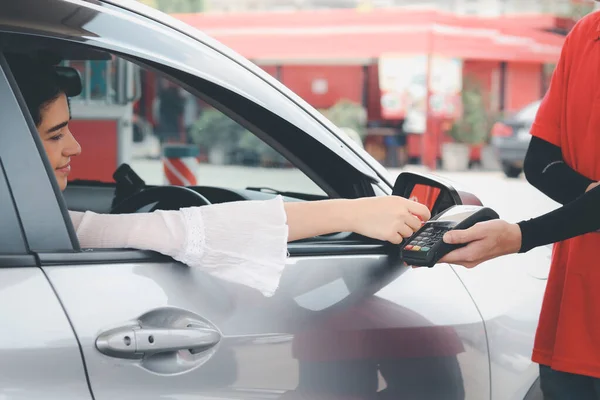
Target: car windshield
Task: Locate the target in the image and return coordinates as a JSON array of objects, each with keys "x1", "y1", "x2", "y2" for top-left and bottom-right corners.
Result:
[{"x1": 514, "y1": 100, "x2": 541, "y2": 122}]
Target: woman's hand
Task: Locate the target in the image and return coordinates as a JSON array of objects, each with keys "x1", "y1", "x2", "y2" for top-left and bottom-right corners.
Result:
[
  {"x1": 437, "y1": 219, "x2": 522, "y2": 268},
  {"x1": 347, "y1": 196, "x2": 431, "y2": 244},
  {"x1": 284, "y1": 196, "x2": 431, "y2": 243}
]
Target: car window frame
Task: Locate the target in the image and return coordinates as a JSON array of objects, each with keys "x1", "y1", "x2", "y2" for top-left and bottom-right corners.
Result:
[
  {"x1": 136, "y1": 56, "x2": 373, "y2": 199},
  {"x1": 0, "y1": 48, "x2": 193, "y2": 263},
  {"x1": 2, "y1": 48, "x2": 384, "y2": 265},
  {"x1": 0, "y1": 0, "x2": 381, "y2": 184},
  {"x1": 1, "y1": 30, "x2": 379, "y2": 199},
  {"x1": 0, "y1": 158, "x2": 37, "y2": 267},
  {"x1": 0, "y1": 159, "x2": 26, "y2": 253},
  {"x1": 104, "y1": 0, "x2": 394, "y2": 189},
  {"x1": 0, "y1": 52, "x2": 78, "y2": 254},
  {"x1": 112, "y1": 54, "x2": 337, "y2": 198},
  {"x1": 0, "y1": 19, "x2": 387, "y2": 261}
]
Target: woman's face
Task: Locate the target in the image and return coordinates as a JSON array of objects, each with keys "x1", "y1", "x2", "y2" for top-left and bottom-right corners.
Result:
[{"x1": 37, "y1": 93, "x2": 81, "y2": 191}]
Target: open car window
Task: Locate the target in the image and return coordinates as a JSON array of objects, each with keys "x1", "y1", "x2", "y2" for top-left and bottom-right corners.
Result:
[
  {"x1": 3, "y1": 30, "x2": 379, "y2": 254},
  {"x1": 62, "y1": 54, "x2": 327, "y2": 198}
]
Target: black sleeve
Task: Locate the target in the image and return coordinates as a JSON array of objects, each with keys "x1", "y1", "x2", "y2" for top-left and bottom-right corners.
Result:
[
  {"x1": 517, "y1": 184, "x2": 600, "y2": 253},
  {"x1": 523, "y1": 136, "x2": 594, "y2": 205}
]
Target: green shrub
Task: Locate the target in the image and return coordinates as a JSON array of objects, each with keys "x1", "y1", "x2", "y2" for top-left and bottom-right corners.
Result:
[
  {"x1": 320, "y1": 99, "x2": 367, "y2": 140},
  {"x1": 449, "y1": 77, "x2": 495, "y2": 145},
  {"x1": 189, "y1": 108, "x2": 287, "y2": 165},
  {"x1": 189, "y1": 108, "x2": 247, "y2": 150}
]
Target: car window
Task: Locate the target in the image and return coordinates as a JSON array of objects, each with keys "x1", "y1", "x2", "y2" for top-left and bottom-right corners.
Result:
[
  {"x1": 0, "y1": 52, "x2": 76, "y2": 253},
  {"x1": 64, "y1": 55, "x2": 327, "y2": 197}
]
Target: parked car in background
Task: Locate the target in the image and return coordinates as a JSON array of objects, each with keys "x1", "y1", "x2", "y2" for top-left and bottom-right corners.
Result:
[{"x1": 491, "y1": 100, "x2": 541, "y2": 178}]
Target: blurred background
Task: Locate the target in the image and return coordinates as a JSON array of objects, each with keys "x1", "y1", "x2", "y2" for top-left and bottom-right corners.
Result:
[
  {"x1": 66, "y1": 0, "x2": 598, "y2": 188},
  {"x1": 55, "y1": 0, "x2": 596, "y2": 226},
  {"x1": 131, "y1": 0, "x2": 595, "y2": 178},
  {"x1": 138, "y1": 0, "x2": 594, "y2": 17}
]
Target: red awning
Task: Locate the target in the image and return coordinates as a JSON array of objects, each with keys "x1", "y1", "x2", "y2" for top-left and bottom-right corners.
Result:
[{"x1": 174, "y1": 8, "x2": 566, "y2": 64}]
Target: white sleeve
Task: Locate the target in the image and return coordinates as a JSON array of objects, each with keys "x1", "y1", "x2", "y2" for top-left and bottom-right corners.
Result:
[{"x1": 68, "y1": 196, "x2": 288, "y2": 297}]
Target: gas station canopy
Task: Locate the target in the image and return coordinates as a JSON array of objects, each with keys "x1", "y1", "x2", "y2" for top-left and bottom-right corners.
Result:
[{"x1": 175, "y1": 8, "x2": 567, "y2": 64}]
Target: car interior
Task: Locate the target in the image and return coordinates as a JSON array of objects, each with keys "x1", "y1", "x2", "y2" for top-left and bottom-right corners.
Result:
[
  {"x1": 3, "y1": 34, "x2": 463, "y2": 253},
  {"x1": 1, "y1": 35, "x2": 390, "y2": 248}
]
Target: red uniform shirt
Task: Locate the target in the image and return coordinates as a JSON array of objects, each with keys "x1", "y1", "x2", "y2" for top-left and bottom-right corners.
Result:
[{"x1": 531, "y1": 11, "x2": 600, "y2": 377}]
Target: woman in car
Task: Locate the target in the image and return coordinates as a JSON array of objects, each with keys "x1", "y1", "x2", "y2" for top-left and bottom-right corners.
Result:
[{"x1": 7, "y1": 54, "x2": 430, "y2": 297}]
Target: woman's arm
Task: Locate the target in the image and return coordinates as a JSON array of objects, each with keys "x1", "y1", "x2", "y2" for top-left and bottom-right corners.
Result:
[
  {"x1": 70, "y1": 195, "x2": 430, "y2": 296},
  {"x1": 284, "y1": 196, "x2": 430, "y2": 243},
  {"x1": 70, "y1": 197, "x2": 289, "y2": 297}
]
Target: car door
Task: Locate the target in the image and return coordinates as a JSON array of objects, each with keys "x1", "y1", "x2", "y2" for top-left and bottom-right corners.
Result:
[
  {"x1": 450, "y1": 247, "x2": 549, "y2": 400},
  {"x1": 0, "y1": 1, "x2": 491, "y2": 399},
  {"x1": 0, "y1": 57, "x2": 92, "y2": 400}
]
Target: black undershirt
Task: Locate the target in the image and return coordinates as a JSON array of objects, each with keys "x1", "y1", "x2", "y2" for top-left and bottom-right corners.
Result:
[{"x1": 517, "y1": 136, "x2": 598, "y2": 253}]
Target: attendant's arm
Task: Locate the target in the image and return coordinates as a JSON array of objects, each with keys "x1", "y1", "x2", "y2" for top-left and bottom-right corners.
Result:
[
  {"x1": 517, "y1": 183, "x2": 600, "y2": 253},
  {"x1": 439, "y1": 184, "x2": 600, "y2": 267},
  {"x1": 525, "y1": 32, "x2": 579, "y2": 200},
  {"x1": 523, "y1": 136, "x2": 594, "y2": 205}
]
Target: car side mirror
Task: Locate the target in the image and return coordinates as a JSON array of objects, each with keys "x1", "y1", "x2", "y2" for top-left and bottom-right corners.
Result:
[{"x1": 392, "y1": 171, "x2": 482, "y2": 217}]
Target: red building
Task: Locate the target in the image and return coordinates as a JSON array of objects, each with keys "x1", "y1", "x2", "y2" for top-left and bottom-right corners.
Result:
[{"x1": 174, "y1": 8, "x2": 570, "y2": 167}]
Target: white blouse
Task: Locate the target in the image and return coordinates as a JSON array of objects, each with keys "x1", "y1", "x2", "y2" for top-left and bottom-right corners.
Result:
[{"x1": 68, "y1": 196, "x2": 289, "y2": 297}]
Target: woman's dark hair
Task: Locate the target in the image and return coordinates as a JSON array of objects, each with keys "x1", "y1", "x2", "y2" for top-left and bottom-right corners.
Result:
[{"x1": 5, "y1": 54, "x2": 80, "y2": 126}]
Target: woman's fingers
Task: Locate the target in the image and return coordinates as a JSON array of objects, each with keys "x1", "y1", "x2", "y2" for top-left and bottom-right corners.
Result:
[
  {"x1": 405, "y1": 214, "x2": 424, "y2": 232},
  {"x1": 397, "y1": 224, "x2": 414, "y2": 239},
  {"x1": 405, "y1": 200, "x2": 432, "y2": 222},
  {"x1": 389, "y1": 232, "x2": 404, "y2": 244}
]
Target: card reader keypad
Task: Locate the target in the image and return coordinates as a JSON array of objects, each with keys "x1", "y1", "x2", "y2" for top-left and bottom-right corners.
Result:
[{"x1": 404, "y1": 226, "x2": 452, "y2": 252}]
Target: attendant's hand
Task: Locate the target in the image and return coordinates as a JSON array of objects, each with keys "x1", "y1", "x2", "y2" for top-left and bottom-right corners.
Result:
[{"x1": 437, "y1": 219, "x2": 522, "y2": 268}]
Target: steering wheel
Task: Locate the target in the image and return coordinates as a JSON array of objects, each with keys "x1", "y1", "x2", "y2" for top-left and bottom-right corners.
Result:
[{"x1": 110, "y1": 186, "x2": 212, "y2": 214}]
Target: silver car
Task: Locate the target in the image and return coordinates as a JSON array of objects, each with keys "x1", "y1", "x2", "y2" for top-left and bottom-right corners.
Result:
[
  {"x1": 0, "y1": 1, "x2": 550, "y2": 399},
  {"x1": 491, "y1": 100, "x2": 541, "y2": 179}
]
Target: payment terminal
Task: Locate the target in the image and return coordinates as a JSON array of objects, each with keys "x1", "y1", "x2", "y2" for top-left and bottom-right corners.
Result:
[{"x1": 400, "y1": 205, "x2": 500, "y2": 267}]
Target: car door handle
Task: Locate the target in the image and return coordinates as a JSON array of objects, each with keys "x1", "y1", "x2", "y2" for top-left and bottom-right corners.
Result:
[{"x1": 96, "y1": 324, "x2": 221, "y2": 360}]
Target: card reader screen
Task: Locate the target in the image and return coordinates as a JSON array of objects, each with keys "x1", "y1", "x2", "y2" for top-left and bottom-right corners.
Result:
[{"x1": 409, "y1": 184, "x2": 441, "y2": 212}]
